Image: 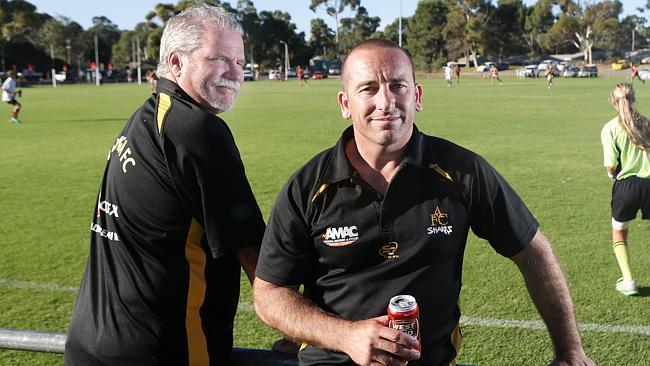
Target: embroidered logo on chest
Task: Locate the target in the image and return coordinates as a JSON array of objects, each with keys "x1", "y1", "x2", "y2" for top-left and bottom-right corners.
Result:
[
  {"x1": 321, "y1": 226, "x2": 359, "y2": 247},
  {"x1": 426, "y1": 206, "x2": 453, "y2": 235}
]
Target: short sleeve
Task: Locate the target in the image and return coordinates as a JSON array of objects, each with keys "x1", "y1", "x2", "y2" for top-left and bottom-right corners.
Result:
[
  {"x1": 255, "y1": 178, "x2": 315, "y2": 286},
  {"x1": 468, "y1": 156, "x2": 539, "y2": 257},
  {"x1": 163, "y1": 109, "x2": 265, "y2": 258},
  {"x1": 601, "y1": 121, "x2": 620, "y2": 168}
]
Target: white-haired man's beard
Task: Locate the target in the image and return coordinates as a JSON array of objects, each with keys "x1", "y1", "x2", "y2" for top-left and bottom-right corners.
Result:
[{"x1": 199, "y1": 78, "x2": 241, "y2": 113}]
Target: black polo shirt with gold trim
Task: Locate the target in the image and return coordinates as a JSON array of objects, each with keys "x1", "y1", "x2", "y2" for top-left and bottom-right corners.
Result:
[
  {"x1": 256, "y1": 126, "x2": 538, "y2": 366},
  {"x1": 65, "y1": 77, "x2": 265, "y2": 366}
]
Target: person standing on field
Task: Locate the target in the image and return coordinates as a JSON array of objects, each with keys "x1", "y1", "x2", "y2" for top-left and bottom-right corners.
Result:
[
  {"x1": 2, "y1": 70, "x2": 21, "y2": 123},
  {"x1": 65, "y1": 5, "x2": 265, "y2": 365},
  {"x1": 253, "y1": 38, "x2": 594, "y2": 366},
  {"x1": 601, "y1": 83, "x2": 650, "y2": 296}
]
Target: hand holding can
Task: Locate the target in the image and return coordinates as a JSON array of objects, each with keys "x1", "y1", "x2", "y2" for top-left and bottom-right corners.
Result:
[{"x1": 387, "y1": 295, "x2": 421, "y2": 352}]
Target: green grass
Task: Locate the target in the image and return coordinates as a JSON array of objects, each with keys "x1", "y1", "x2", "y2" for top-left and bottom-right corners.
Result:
[{"x1": 1, "y1": 75, "x2": 648, "y2": 365}]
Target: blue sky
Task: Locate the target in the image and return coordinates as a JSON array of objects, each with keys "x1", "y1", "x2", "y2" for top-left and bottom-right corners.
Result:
[{"x1": 28, "y1": 0, "x2": 647, "y2": 38}]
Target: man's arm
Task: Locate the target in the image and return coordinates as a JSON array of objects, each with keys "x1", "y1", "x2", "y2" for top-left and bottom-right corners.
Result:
[
  {"x1": 237, "y1": 245, "x2": 259, "y2": 285},
  {"x1": 510, "y1": 229, "x2": 595, "y2": 366},
  {"x1": 253, "y1": 277, "x2": 420, "y2": 366}
]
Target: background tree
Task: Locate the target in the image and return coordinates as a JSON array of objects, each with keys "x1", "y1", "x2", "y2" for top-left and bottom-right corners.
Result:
[
  {"x1": 309, "y1": 0, "x2": 360, "y2": 52},
  {"x1": 377, "y1": 17, "x2": 409, "y2": 48},
  {"x1": 407, "y1": 0, "x2": 448, "y2": 72},
  {"x1": 79, "y1": 16, "x2": 120, "y2": 66},
  {"x1": 337, "y1": 6, "x2": 380, "y2": 54},
  {"x1": 583, "y1": 0, "x2": 624, "y2": 59},
  {"x1": 523, "y1": 0, "x2": 554, "y2": 55},
  {"x1": 443, "y1": 5, "x2": 468, "y2": 65},
  {"x1": 490, "y1": 0, "x2": 528, "y2": 60},
  {"x1": 0, "y1": 0, "x2": 45, "y2": 70},
  {"x1": 309, "y1": 18, "x2": 336, "y2": 58}
]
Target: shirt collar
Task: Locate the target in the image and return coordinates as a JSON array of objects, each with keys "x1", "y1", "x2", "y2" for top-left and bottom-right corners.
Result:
[
  {"x1": 319, "y1": 124, "x2": 437, "y2": 184},
  {"x1": 156, "y1": 77, "x2": 200, "y2": 107}
]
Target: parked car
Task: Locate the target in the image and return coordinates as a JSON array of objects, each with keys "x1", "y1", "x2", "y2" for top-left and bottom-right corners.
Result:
[
  {"x1": 53, "y1": 71, "x2": 67, "y2": 82},
  {"x1": 286, "y1": 67, "x2": 297, "y2": 77},
  {"x1": 18, "y1": 69, "x2": 43, "y2": 81},
  {"x1": 562, "y1": 66, "x2": 579, "y2": 77},
  {"x1": 611, "y1": 59, "x2": 630, "y2": 70},
  {"x1": 523, "y1": 64, "x2": 539, "y2": 77},
  {"x1": 578, "y1": 64, "x2": 598, "y2": 77},
  {"x1": 268, "y1": 69, "x2": 282, "y2": 80},
  {"x1": 637, "y1": 68, "x2": 650, "y2": 80},
  {"x1": 476, "y1": 62, "x2": 509, "y2": 72},
  {"x1": 243, "y1": 69, "x2": 254, "y2": 81},
  {"x1": 311, "y1": 70, "x2": 325, "y2": 80},
  {"x1": 328, "y1": 66, "x2": 341, "y2": 75}
]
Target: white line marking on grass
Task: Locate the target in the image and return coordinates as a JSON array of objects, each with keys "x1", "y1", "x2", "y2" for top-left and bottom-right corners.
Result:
[
  {"x1": 2, "y1": 279, "x2": 648, "y2": 336},
  {"x1": 460, "y1": 316, "x2": 650, "y2": 336},
  {"x1": 0, "y1": 279, "x2": 78, "y2": 293}
]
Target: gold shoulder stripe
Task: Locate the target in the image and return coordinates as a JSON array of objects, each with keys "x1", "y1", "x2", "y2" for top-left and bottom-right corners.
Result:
[
  {"x1": 430, "y1": 164, "x2": 453, "y2": 182},
  {"x1": 449, "y1": 322, "x2": 462, "y2": 366},
  {"x1": 311, "y1": 183, "x2": 330, "y2": 203},
  {"x1": 156, "y1": 93, "x2": 172, "y2": 134}
]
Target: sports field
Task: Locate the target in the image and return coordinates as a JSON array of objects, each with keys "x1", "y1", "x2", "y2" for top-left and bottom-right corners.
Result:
[{"x1": 1, "y1": 74, "x2": 648, "y2": 365}]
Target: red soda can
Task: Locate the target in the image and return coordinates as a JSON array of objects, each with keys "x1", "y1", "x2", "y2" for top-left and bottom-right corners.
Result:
[{"x1": 387, "y1": 295, "x2": 420, "y2": 351}]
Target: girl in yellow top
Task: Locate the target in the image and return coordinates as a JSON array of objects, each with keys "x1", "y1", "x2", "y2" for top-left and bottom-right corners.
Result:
[{"x1": 601, "y1": 83, "x2": 650, "y2": 296}]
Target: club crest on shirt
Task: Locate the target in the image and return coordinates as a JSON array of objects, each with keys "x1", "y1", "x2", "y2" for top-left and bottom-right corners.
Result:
[
  {"x1": 321, "y1": 225, "x2": 359, "y2": 246},
  {"x1": 379, "y1": 242, "x2": 399, "y2": 259},
  {"x1": 427, "y1": 206, "x2": 453, "y2": 235}
]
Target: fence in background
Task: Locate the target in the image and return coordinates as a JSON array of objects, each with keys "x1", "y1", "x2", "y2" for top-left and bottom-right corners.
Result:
[{"x1": 0, "y1": 328, "x2": 298, "y2": 366}]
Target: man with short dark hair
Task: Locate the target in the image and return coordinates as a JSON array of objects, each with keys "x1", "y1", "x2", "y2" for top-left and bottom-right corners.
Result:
[
  {"x1": 65, "y1": 5, "x2": 265, "y2": 365},
  {"x1": 253, "y1": 39, "x2": 594, "y2": 366}
]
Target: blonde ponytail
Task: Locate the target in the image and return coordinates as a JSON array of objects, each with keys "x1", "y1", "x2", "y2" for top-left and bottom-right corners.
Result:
[{"x1": 610, "y1": 83, "x2": 650, "y2": 151}]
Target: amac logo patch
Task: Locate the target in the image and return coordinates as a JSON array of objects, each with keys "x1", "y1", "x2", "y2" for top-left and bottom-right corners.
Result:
[{"x1": 322, "y1": 226, "x2": 359, "y2": 247}]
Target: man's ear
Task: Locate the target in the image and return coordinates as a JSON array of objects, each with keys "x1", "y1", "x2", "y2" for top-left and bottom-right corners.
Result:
[
  {"x1": 414, "y1": 83, "x2": 423, "y2": 112},
  {"x1": 337, "y1": 90, "x2": 352, "y2": 120},
  {"x1": 169, "y1": 52, "x2": 183, "y2": 77}
]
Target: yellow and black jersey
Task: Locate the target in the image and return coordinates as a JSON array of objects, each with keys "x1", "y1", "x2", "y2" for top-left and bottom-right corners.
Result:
[
  {"x1": 256, "y1": 126, "x2": 538, "y2": 366},
  {"x1": 65, "y1": 78, "x2": 265, "y2": 366}
]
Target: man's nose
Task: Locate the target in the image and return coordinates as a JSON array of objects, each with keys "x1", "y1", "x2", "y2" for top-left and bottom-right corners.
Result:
[{"x1": 375, "y1": 86, "x2": 395, "y2": 111}]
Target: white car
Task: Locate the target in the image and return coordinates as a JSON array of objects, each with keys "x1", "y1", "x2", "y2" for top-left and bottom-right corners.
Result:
[
  {"x1": 243, "y1": 69, "x2": 254, "y2": 81},
  {"x1": 523, "y1": 64, "x2": 539, "y2": 77},
  {"x1": 638, "y1": 68, "x2": 650, "y2": 80},
  {"x1": 562, "y1": 67, "x2": 579, "y2": 77},
  {"x1": 577, "y1": 64, "x2": 598, "y2": 77},
  {"x1": 268, "y1": 69, "x2": 282, "y2": 80}
]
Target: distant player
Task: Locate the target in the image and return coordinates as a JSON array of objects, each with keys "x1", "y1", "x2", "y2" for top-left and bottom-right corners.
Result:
[
  {"x1": 444, "y1": 64, "x2": 453, "y2": 87},
  {"x1": 630, "y1": 64, "x2": 645, "y2": 85},
  {"x1": 601, "y1": 83, "x2": 650, "y2": 296},
  {"x1": 546, "y1": 64, "x2": 555, "y2": 89},
  {"x1": 490, "y1": 64, "x2": 502, "y2": 85},
  {"x1": 2, "y1": 70, "x2": 21, "y2": 123},
  {"x1": 297, "y1": 64, "x2": 308, "y2": 87},
  {"x1": 454, "y1": 64, "x2": 461, "y2": 83}
]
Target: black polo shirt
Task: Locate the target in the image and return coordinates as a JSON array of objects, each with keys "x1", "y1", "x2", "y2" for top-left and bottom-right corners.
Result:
[
  {"x1": 256, "y1": 126, "x2": 538, "y2": 366},
  {"x1": 65, "y1": 78, "x2": 265, "y2": 366}
]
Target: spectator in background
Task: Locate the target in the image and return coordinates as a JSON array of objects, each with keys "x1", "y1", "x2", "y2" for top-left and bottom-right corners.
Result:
[
  {"x1": 601, "y1": 83, "x2": 650, "y2": 296},
  {"x1": 2, "y1": 70, "x2": 22, "y2": 124}
]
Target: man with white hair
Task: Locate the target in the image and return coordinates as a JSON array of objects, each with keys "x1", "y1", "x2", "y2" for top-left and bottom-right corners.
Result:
[{"x1": 65, "y1": 5, "x2": 265, "y2": 365}]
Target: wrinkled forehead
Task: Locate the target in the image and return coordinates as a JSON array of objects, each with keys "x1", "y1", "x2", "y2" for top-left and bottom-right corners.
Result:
[{"x1": 343, "y1": 48, "x2": 414, "y2": 87}]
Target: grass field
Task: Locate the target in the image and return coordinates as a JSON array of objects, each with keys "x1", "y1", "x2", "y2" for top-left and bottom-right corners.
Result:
[{"x1": 0, "y1": 74, "x2": 648, "y2": 365}]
